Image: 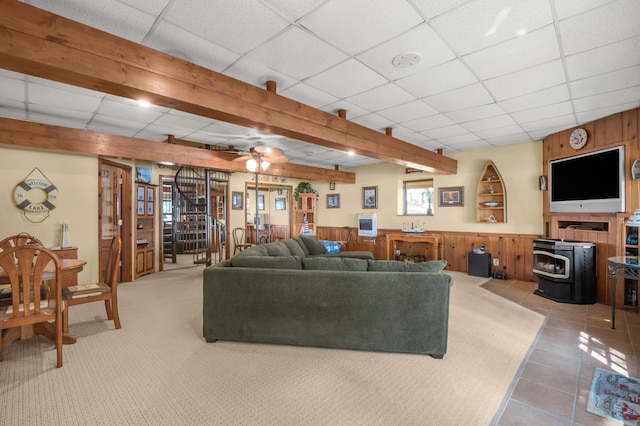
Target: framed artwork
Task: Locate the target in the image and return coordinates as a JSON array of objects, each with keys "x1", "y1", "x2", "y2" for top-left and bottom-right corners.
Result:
[
  {"x1": 327, "y1": 194, "x2": 340, "y2": 209},
  {"x1": 329, "y1": 182, "x2": 336, "y2": 191},
  {"x1": 147, "y1": 187, "x2": 154, "y2": 202},
  {"x1": 136, "y1": 166, "x2": 152, "y2": 183},
  {"x1": 258, "y1": 195, "x2": 265, "y2": 211},
  {"x1": 137, "y1": 186, "x2": 145, "y2": 201},
  {"x1": 232, "y1": 191, "x2": 243, "y2": 210},
  {"x1": 438, "y1": 186, "x2": 464, "y2": 207},
  {"x1": 275, "y1": 198, "x2": 286, "y2": 210},
  {"x1": 147, "y1": 201, "x2": 154, "y2": 215},
  {"x1": 137, "y1": 201, "x2": 145, "y2": 215},
  {"x1": 362, "y1": 186, "x2": 377, "y2": 209}
]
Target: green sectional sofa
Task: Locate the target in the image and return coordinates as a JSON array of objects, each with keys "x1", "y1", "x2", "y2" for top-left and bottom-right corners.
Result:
[{"x1": 203, "y1": 236, "x2": 452, "y2": 358}]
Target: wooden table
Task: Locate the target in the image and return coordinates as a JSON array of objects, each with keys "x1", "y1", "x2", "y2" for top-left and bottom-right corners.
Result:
[
  {"x1": 386, "y1": 233, "x2": 443, "y2": 261},
  {"x1": 0, "y1": 258, "x2": 86, "y2": 352},
  {"x1": 607, "y1": 256, "x2": 640, "y2": 329}
]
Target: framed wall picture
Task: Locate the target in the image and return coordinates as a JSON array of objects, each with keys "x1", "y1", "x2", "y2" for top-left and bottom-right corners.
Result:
[
  {"x1": 327, "y1": 194, "x2": 340, "y2": 208},
  {"x1": 232, "y1": 191, "x2": 243, "y2": 210},
  {"x1": 147, "y1": 201, "x2": 154, "y2": 215},
  {"x1": 147, "y1": 187, "x2": 154, "y2": 202},
  {"x1": 258, "y1": 195, "x2": 265, "y2": 211},
  {"x1": 329, "y1": 182, "x2": 336, "y2": 191},
  {"x1": 137, "y1": 201, "x2": 145, "y2": 215},
  {"x1": 438, "y1": 186, "x2": 464, "y2": 207},
  {"x1": 275, "y1": 198, "x2": 286, "y2": 210},
  {"x1": 137, "y1": 186, "x2": 145, "y2": 201},
  {"x1": 362, "y1": 186, "x2": 377, "y2": 209}
]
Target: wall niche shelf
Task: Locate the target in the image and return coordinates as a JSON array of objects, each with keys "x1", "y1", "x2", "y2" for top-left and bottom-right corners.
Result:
[{"x1": 476, "y1": 160, "x2": 507, "y2": 223}]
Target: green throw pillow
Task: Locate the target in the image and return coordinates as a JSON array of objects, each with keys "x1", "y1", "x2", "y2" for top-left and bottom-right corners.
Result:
[
  {"x1": 367, "y1": 259, "x2": 447, "y2": 273},
  {"x1": 291, "y1": 237, "x2": 310, "y2": 256},
  {"x1": 282, "y1": 239, "x2": 307, "y2": 257},
  {"x1": 230, "y1": 256, "x2": 303, "y2": 269},
  {"x1": 265, "y1": 241, "x2": 291, "y2": 256},
  {"x1": 302, "y1": 257, "x2": 368, "y2": 271},
  {"x1": 299, "y1": 235, "x2": 327, "y2": 255}
]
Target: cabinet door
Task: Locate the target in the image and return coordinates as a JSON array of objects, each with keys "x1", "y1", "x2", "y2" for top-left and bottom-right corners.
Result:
[
  {"x1": 145, "y1": 249, "x2": 154, "y2": 273},
  {"x1": 135, "y1": 251, "x2": 145, "y2": 274}
]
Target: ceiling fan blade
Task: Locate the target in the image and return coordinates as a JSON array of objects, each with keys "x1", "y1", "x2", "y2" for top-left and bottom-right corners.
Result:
[
  {"x1": 265, "y1": 154, "x2": 288, "y2": 164},
  {"x1": 254, "y1": 146, "x2": 284, "y2": 157}
]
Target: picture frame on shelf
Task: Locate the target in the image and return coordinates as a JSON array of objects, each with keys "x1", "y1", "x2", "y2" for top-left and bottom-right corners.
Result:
[
  {"x1": 275, "y1": 198, "x2": 286, "y2": 210},
  {"x1": 438, "y1": 186, "x2": 464, "y2": 207},
  {"x1": 362, "y1": 186, "x2": 377, "y2": 209},
  {"x1": 232, "y1": 191, "x2": 243, "y2": 210},
  {"x1": 327, "y1": 194, "x2": 340, "y2": 209}
]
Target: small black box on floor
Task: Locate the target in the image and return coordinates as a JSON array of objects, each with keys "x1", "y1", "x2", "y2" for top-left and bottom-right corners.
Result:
[{"x1": 468, "y1": 251, "x2": 491, "y2": 277}]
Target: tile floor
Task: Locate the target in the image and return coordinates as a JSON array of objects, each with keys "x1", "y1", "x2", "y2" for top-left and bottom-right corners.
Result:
[{"x1": 486, "y1": 278, "x2": 640, "y2": 426}]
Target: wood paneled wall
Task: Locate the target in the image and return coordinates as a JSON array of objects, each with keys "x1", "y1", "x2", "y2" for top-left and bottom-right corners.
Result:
[{"x1": 317, "y1": 226, "x2": 541, "y2": 282}]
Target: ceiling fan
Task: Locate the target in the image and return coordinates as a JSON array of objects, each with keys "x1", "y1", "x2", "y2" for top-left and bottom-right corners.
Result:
[{"x1": 232, "y1": 146, "x2": 288, "y2": 172}]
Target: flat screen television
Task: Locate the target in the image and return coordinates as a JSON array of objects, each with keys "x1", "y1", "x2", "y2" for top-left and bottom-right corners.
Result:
[{"x1": 549, "y1": 145, "x2": 625, "y2": 213}]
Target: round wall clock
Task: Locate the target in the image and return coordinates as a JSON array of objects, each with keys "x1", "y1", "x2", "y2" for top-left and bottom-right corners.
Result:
[{"x1": 569, "y1": 128, "x2": 588, "y2": 150}]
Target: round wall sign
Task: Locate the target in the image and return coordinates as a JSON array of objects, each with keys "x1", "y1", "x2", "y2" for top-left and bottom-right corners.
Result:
[{"x1": 13, "y1": 167, "x2": 58, "y2": 222}]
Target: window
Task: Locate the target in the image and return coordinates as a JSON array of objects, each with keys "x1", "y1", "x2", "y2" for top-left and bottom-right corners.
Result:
[{"x1": 403, "y1": 179, "x2": 434, "y2": 215}]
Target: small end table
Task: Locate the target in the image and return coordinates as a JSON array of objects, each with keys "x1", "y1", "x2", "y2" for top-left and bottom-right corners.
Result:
[{"x1": 607, "y1": 256, "x2": 640, "y2": 329}]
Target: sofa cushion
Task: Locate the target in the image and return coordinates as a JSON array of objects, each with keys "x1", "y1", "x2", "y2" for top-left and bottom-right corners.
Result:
[
  {"x1": 302, "y1": 257, "x2": 368, "y2": 271},
  {"x1": 282, "y1": 239, "x2": 307, "y2": 257},
  {"x1": 230, "y1": 256, "x2": 303, "y2": 269},
  {"x1": 316, "y1": 251, "x2": 375, "y2": 260},
  {"x1": 265, "y1": 241, "x2": 291, "y2": 256},
  {"x1": 233, "y1": 244, "x2": 269, "y2": 257},
  {"x1": 300, "y1": 235, "x2": 327, "y2": 255},
  {"x1": 367, "y1": 259, "x2": 447, "y2": 273},
  {"x1": 291, "y1": 237, "x2": 310, "y2": 256}
]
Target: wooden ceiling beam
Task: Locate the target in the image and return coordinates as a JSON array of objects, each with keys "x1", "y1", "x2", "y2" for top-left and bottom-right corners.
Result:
[
  {"x1": 0, "y1": 1, "x2": 456, "y2": 174},
  {"x1": 0, "y1": 117, "x2": 356, "y2": 183}
]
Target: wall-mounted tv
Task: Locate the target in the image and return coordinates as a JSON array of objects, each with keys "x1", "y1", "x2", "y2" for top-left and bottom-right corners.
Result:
[{"x1": 549, "y1": 145, "x2": 625, "y2": 213}]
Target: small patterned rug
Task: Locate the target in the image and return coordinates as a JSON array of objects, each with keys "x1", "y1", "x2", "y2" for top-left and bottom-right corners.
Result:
[{"x1": 587, "y1": 367, "x2": 640, "y2": 425}]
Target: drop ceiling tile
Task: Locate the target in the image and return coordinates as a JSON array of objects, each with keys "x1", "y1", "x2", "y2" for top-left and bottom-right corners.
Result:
[
  {"x1": 573, "y1": 86, "x2": 640, "y2": 113},
  {"x1": 0, "y1": 69, "x2": 25, "y2": 79},
  {"x1": 0, "y1": 107, "x2": 27, "y2": 121},
  {"x1": 145, "y1": 22, "x2": 240, "y2": 72},
  {"x1": 404, "y1": 114, "x2": 455, "y2": 132},
  {"x1": 511, "y1": 102, "x2": 574, "y2": 123},
  {"x1": 262, "y1": 0, "x2": 327, "y2": 21},
  {"x1": 445, "y1": 139, "x2": 491, "y2": 150},
  {"x1": 350, "y1": 113, "x2": 391, "y2": 131},
  {"x1": 484, "y1": 60, "x2": 565, "y2": 101},
  {"x1": 570, "y1": 66, "x2": 640, "y2": 99},
  {"x1": 279, "y1": 83, "x2": 339, "y2": 109},
  {"x1": 90, "y1": 114, "x2": 150, "y2": 132},
  {"x1": 461, "y1": 114, "x2": 518, "y2": 132},
  {"x1": 356, "y1": 24, "x2": 456, "y2": 80},
  {"x1": 27, "y1": 0, "x2": 156, "y2": 43},
  {"x1": 30, "y1": 104, "x2": 94, "y2": 123},
  {"x1": 345, "y1": 83, "x2": 416, "y2": 112},
  {"x1": 519, "y1": 114, "x2": 577, "y2": 133},
  {"x1": 429, "y1": 0, "x2": 552, "y2": 56},
  {"x1": 0, "y1": 76, "x2": 26, "y2": 102},
  {"x1": 377, "y1": 100, "x2": 438, "y2": 123},
  {"x1": 245, "y1": 27, "x2": 348, "y2": 80},
  {"x1": 475, "y1": 125, "x2": 527, "y2": 139},
  {"x1": 321, "y1": 101, "x2": 370, "y2": 121},
  {"x1": 566, "y1": 36, "x2": 640, "y2": 81},
  {"x1": 553, "y1": 0, "x2": 613, "y2": 19},
  {"x1": 411, "y1": 0, "x2": 470, "y2": 19},
  {"x1": 395, "y1": 60, "x2": 478, "y2": 98},
  {"x1": 95, "y1": 99, "x2": 166, "y2": 123},
  {"x1": 498, "y1": 85, "x2": 570, "y2": 113},
  {"x1": 299, "y1": 0, "x2": 423, "y2": 55},
  {"x1": 29, "y1": 76, "x2": 106, "y2": 98},
  {"x1": 222, "y1": 57, "x2": 298, "y2": 90},
  {"x1": 28, "y1": 82, "x2": 102, "y2": 112},
  {"x1": 139, "y1": 123, "x2": 193, "y2": 139},
  {"x1": 423, "y1": 125, "x2": 469, "y2": 139},
  {"x1": 150, "y1": 112, "x2": 211, "y2": 132},
  {"x1": 119, "y1": 0, "x2": 171, "y2": 16},
  {"x1": 305, "y1": 59, "x2": 387, "y2": 98},
  {"x1": 444, "y1": 104, "x2": 506, "y2": 123},
  {"x1": 424, "y1": 83, "x2": 494, "y2": 113},
  {"x1": 485, "y1": 134, "x2": 534, "y2": 145},
  {"x1": 559, "y1": 0, "x2": 640, "y2": 55},
  {"x1": 163, "y1": 0, "x2": 288, "y2": 54},
  {"x1": 29, "y1": 112, "x2": 88, "y2": 130},
  {"x1": 576, "y1": 101, "x2": 640, "y2": 124},
  {"x1": 464, "y1": 25, "x2": 560, "y2": 80}
]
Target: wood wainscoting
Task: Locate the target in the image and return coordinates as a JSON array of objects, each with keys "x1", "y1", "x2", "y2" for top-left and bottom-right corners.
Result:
[{"x1": 317, "y1": 227, "x2": 541, "y2": 283}]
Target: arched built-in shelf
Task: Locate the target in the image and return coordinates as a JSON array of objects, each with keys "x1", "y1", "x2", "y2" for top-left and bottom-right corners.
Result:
[{"x1": 476, "y1": 161, "x2": 506, "y2": 223}]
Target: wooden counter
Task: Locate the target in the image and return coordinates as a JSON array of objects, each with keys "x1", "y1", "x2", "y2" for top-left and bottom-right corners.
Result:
[{"x1": 386, "y1": 233, "x2": 443, "y2": 261}]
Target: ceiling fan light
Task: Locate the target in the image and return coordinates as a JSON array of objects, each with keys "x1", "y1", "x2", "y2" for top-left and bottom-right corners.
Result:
[
  {"x1": 260, "y1": 160, "x2": 270, "y2": 171},
  {"x1": 246, "y1": 158, "x2": 257, "y2": 172}
]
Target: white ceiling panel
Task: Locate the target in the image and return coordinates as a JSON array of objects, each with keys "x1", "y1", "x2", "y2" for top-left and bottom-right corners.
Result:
[{"x1": 3, "y1": 0, "x2": 639, "y2": 169}]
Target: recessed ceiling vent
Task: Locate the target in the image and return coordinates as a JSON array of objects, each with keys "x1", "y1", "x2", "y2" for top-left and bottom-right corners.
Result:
[{"x1": 392, "y1": 52, "x2": 421, "y2": 68}]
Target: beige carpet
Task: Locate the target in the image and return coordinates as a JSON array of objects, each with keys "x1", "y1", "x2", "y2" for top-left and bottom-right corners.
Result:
[{"x1": 0, "y1": 269, "x2": 544, "y2": 425}]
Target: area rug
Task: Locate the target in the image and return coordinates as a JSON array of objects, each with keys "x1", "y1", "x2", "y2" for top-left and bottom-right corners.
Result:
[{"x1": 587, "y1": 367, "x2": 640, "y2": 425}]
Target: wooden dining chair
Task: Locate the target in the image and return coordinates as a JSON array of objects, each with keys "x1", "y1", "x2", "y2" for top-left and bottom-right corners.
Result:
[
  {"x1": 0, "y1": 245, "x2": 64, "y2": 367},
  {"x1": 0, "y1": 233, "x2": 47, "y2": 308},
  {"x1": 232, "y1": 227, "x2": 253, "y2": 255},
  {"x1": 62, "y1": 235, "x2": 122, "y2": 333}
]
